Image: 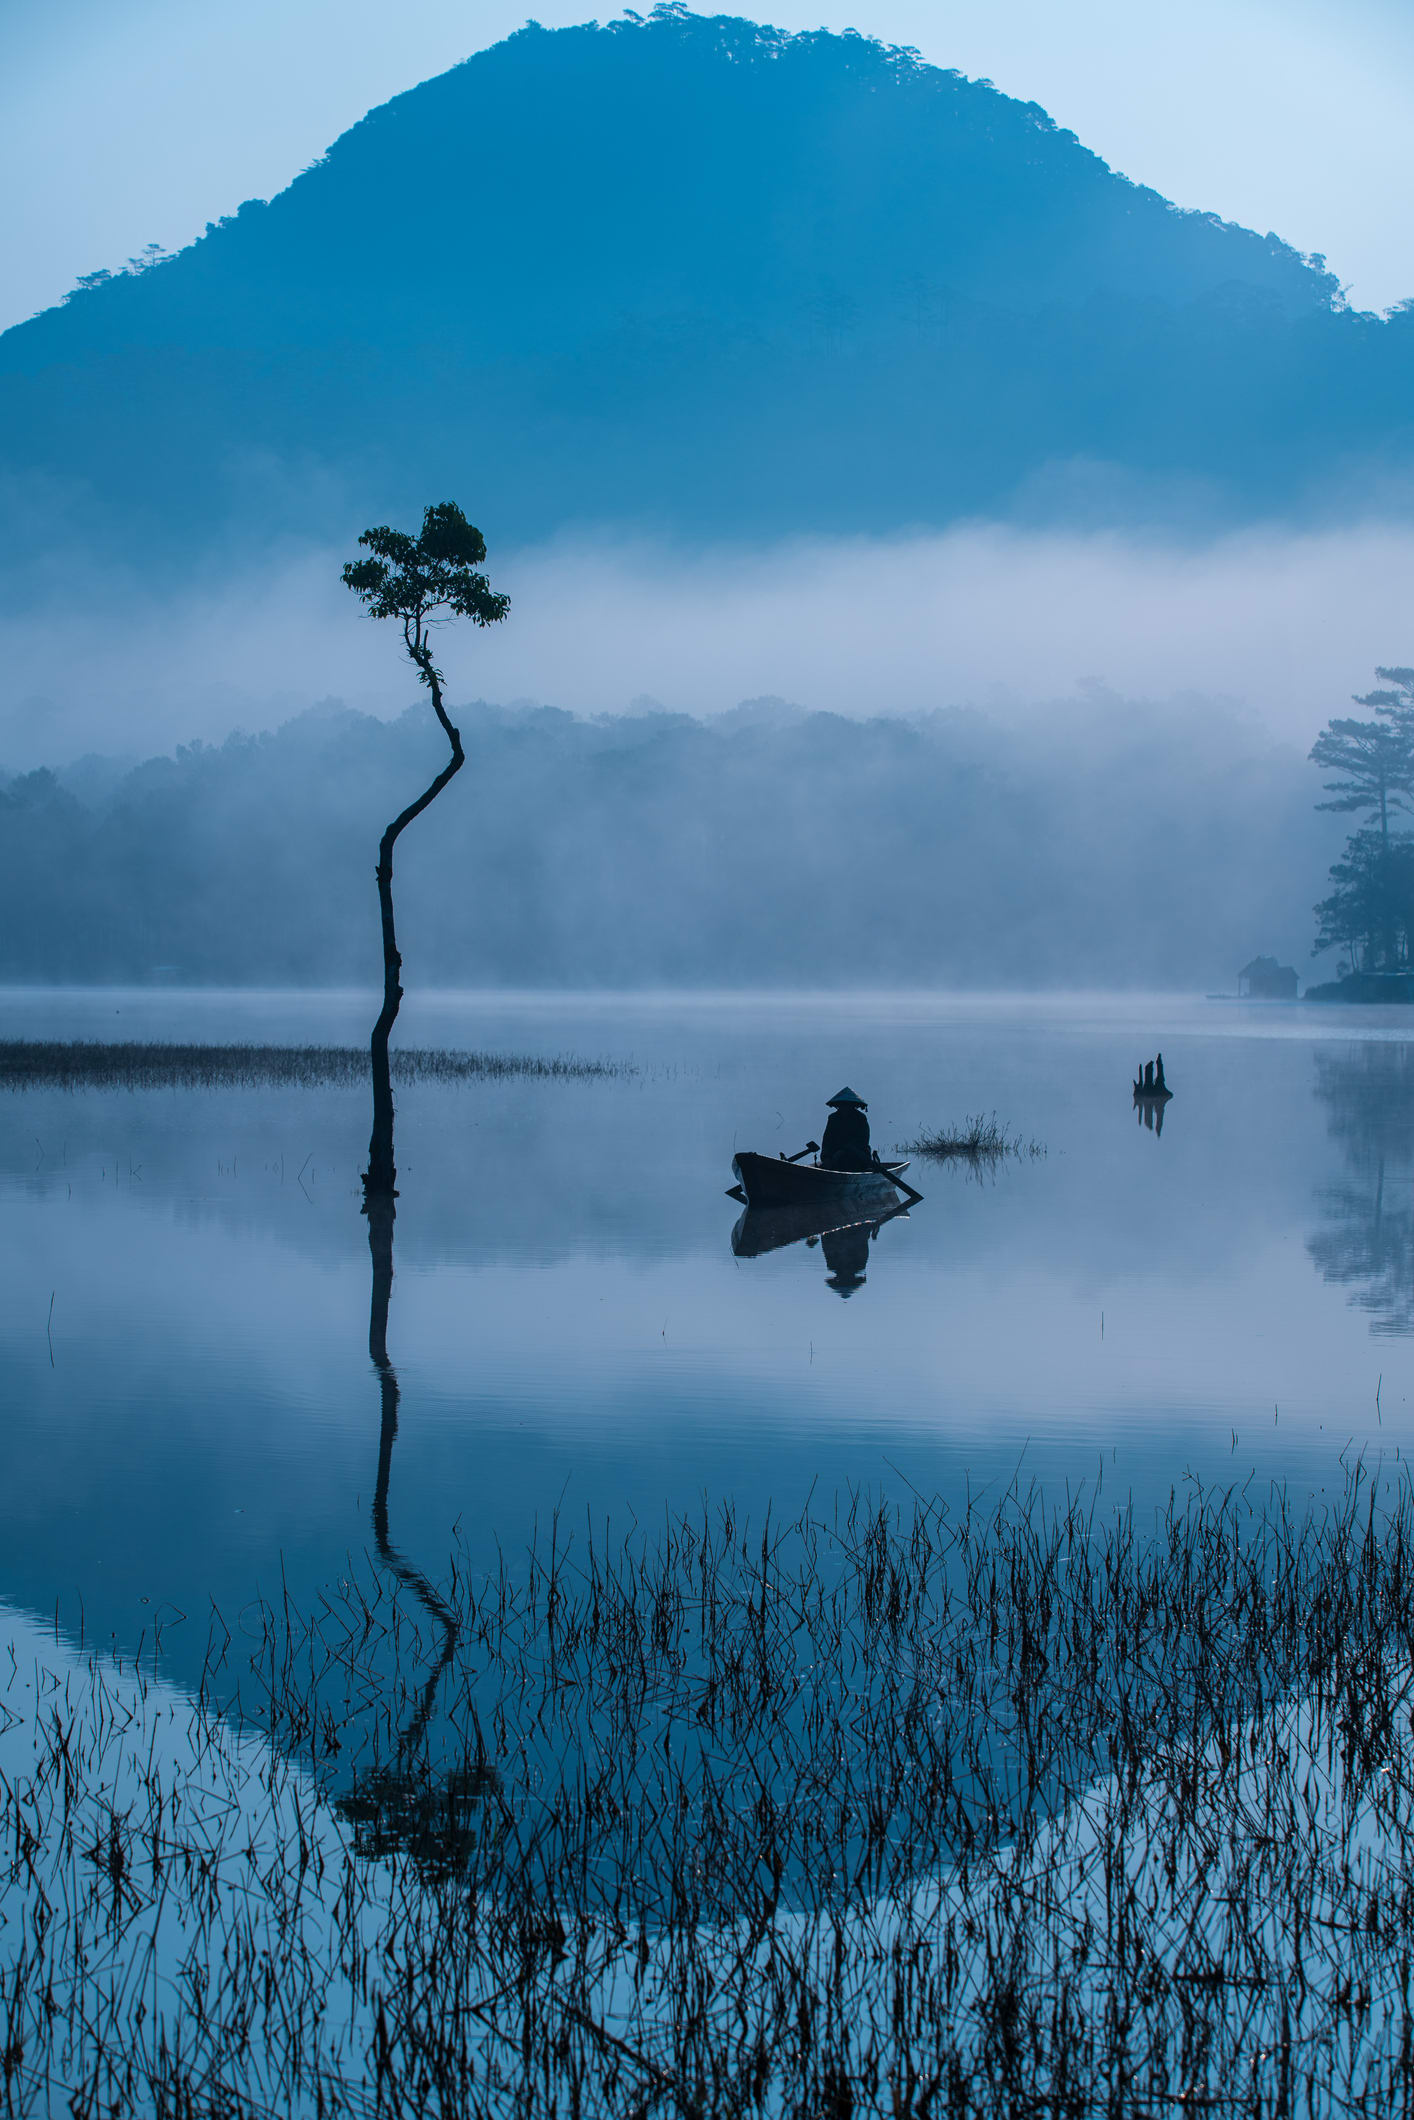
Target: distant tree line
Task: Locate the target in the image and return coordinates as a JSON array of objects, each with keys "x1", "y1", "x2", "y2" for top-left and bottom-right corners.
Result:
[
  {"x1": 1, "y1": 697, "x2": 1331, "y2": 990},
  {"x1": 1310, "y1": 671, "x2": 1414, "y2": 975}
]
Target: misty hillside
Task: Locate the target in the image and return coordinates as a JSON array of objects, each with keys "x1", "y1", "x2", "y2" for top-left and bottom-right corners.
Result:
[
  {"x1": 2, "y1": 6, "x2": 1410, "y2": 570},
  {"x1": 0, "y1": 699, "x2": 1337, "y2": 988}
]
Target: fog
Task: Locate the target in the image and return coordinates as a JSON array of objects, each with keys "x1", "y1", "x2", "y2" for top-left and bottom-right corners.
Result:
[
  {"x1": 0, "y1": 681, "x2": 1340, "y2": 991},
  {"x1": 3, "y1": 519, "x2": 1411, "y2": 769},
  {"x1": 2, "y1": 511, "x2": 1392, "y2": 992}
]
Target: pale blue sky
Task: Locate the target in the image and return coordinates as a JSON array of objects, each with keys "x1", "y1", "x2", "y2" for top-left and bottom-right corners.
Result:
[{"x1": 3, "y1": 0, "x2": 1412, "y2": 329}]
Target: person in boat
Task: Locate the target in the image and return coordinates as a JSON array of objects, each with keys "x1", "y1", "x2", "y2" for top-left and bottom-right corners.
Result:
[{"x1": 820, "y1": 1087, "x2": 873, "y2": 1171}]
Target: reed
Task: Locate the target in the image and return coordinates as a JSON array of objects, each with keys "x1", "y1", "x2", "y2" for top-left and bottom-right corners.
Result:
[
  {"x1": 4, "y1": 1463, "x2": 1414, "y2": 2115},
  {"x1": 0, "y1": 1041, "x2": 628, "y2": 1092},
  {"x1": 901, "y1": 1111, "x2": 1044, "y2": 1161}
]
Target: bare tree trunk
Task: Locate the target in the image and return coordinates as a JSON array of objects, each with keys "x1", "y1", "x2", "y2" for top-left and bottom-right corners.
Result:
[{"x1": 364, "y1": 634, "x2": 464, "y2": 1198}]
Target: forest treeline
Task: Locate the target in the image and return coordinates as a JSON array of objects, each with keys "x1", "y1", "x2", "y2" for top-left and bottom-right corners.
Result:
[
  {"x1": 1310, "y1": 669, "x2": 1414, "y2": 977},
  {"x1": 0, "y1": 698, "x2": 1332, "y2": 988}
]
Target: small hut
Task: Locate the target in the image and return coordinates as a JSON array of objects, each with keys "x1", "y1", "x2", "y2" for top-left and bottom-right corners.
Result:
[{"x1": 1238, "y1": 955, "x2": 1298, "y2": 1001}]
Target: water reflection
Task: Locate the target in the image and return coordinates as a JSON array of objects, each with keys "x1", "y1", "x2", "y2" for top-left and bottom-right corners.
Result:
[
  {"x1": 1133, "y1": 1092, "x2": 1172, "y2": 1137},
  {"x1": 1308, "y1": 1044, "x2": 1414, "y2": 1335},
  {"x1": 731, "y1": 1199, "x2": 911, "y2": 1297},
  {"x1": 338, "y1": 1189, "x2": 488, "y2": 1874},
  {"x1": 819, "y1": 1220, "x2": 872, "y2": 1296},
  {"x1": 4, "y1": 989, "x2": 1408, "y2": 1694}
]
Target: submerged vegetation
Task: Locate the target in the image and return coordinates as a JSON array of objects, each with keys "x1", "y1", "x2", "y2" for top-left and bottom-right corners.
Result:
[
  {"x1": 5, "y1": 1464, "x2": 1414, "y2": 2113},
  {"x1": 0, "y1": 1041, "x2": 625, "y2": 1092},
  {"x1": 901, "y1": 1111, "x2": 1044, "y2": 1162}
]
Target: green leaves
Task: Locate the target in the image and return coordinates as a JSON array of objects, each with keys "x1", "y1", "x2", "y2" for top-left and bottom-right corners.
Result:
[{"x1": 341, "y1": 503, "x2": 509, "y2": 632}]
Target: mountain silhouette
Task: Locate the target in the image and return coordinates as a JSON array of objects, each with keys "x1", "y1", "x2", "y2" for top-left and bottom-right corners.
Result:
[{"x1": 2, "y1": 4, "x2": 1410, "y2": 563}]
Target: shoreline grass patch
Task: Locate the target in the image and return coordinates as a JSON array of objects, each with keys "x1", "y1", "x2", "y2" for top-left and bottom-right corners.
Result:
[
  {"x1": 0, "y1": 1041, "x2": 629, "y2": 1092},
  {"x1": 5, "y1": 1463, "x2": 1414, "y2": 2113}
]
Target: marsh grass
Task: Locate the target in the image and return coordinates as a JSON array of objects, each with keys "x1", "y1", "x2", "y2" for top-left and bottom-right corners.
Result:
[
  {"x1": 0, "y1": 1041, "x2": 628, "y2": 1092},
  {"x1": 901, "y1": 1111, "x2": 1044, "y2": 1162},
  {"x1": 5, "y1": 1465, "x2": 1414, "y2": 2114}
]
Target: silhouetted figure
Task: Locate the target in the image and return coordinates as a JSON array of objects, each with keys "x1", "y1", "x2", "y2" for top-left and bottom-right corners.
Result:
[
  {"x1": 821, "y1": 1221, "x2": 871, "y2": 1295},
  {"x1": 1143, "y1": 1060, "x2": 1154, "y2": 1092},
  {"x1": 820, "y1": 1086, "x2": 872, "y2": 1171},
  {"x1": 1155, "y1": 1052, "x2": 1166, "y2": 1092}
]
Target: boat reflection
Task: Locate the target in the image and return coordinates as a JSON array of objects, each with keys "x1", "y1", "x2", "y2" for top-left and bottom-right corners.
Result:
[{"x1": 732, "y1": 1198, "x2": 911, "y2": 1298}]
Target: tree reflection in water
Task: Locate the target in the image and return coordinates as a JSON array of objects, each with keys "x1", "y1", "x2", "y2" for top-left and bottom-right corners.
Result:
[
  {"x1": 1308, "y1": 1042, "x2": 1414, "y2": 1335},
  {"x1": 337, "y1": 1189, "x2": 496, "y2": 1876}
]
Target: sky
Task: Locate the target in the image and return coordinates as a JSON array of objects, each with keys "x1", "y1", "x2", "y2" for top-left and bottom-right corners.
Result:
[{"x1": 3, "y1": 0, "x2": 1414, "y2": 333}]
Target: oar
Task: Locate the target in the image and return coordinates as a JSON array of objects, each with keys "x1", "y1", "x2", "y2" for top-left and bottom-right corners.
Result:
[
  {"x1": 885, "y1": 1164, "x2": 924, "y2": 1206},
  {"x1": 786, "y1": 1139, "x2": 922, "y2": 1205}
]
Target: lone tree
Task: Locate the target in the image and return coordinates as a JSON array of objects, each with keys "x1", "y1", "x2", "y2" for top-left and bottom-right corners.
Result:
[{"x1": 343, "y1": 503, "x2": 508, "y2": 1197}]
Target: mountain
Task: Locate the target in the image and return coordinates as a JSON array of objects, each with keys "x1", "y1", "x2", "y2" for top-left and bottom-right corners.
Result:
[{"x1": 2, "y1": 4, "x2": 1411, "y2": 567}]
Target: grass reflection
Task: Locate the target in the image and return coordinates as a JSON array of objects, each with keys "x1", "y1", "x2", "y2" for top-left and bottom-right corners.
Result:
[{"x1": 6, "y1": 1462, "x2": 1414, "y2": 2112}]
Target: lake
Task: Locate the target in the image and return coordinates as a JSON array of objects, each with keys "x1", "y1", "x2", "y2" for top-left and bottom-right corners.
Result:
[
  {"x1": 2, "y1": 984, "x2": 1409, "y2": 1705},
  {"x1": 9, "y1": 985, "x2": 1414, "y2": 2113}
]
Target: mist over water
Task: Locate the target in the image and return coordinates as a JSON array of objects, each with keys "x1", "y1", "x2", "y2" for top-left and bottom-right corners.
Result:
[
  {"x1": 0, "y1": 514, "x2": 1393, "y2": 996},
  {"x1": 0, "y1": 687, "x2": 1343, "y2": 990},
  {"x1": 1, "y1": 986, "x2": 1408, "y2": 1707}
]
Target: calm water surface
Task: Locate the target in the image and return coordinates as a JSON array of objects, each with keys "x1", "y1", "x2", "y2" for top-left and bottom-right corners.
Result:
[{"x1": 2, "y1": 987, "x2": 1412, "y2": 1702}]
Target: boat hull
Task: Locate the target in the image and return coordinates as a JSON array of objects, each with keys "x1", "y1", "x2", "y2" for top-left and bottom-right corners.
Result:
[{"x1": 731, "y1": 1150, "x2": 909, "y2": 1212}]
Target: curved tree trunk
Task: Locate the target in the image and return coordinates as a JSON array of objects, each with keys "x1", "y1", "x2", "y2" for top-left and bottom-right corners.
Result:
[{"x1": 364, "y1": 634, "x2": 464, "y2": 1198}]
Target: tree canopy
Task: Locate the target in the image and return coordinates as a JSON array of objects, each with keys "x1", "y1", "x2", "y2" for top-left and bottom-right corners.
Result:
[
  {"x1": 343, "y1": 503, "x2": 510, "y2": 672},
  {"x1": 1310, "y1": 669, "x2": 1414, "y2": 973}
]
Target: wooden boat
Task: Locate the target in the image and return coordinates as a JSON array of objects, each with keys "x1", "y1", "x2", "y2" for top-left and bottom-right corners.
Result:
[
  {"x1": 731, "y1": 1196, "x2": 911, "y2": 1259},
  {"x1": 1132, "y1": 1083, "x2": 1173, "y2": 1103},
  {"x1": 730, "y1": 1150, "x2": 913, "y2": 1211}
]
